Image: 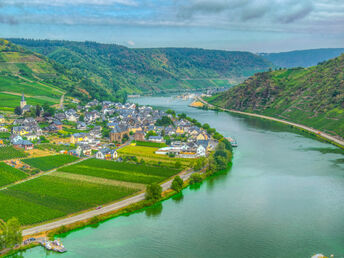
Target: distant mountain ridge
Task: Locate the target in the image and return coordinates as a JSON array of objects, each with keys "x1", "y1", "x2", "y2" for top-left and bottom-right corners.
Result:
[
  {"x1": 9, "y1": 38, "x2": 273, "y2": 95},
  {"x1": 260, "y1": 48, "x2": 344, "y2": 68},
  {"x1": 209, "y1": 54, "x2": 344, "y2": 139}
]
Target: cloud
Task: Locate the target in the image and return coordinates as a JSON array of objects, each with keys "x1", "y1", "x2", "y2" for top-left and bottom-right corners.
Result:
[
  {"x1": 0, "y1": 0, "x2": 138, "y2": 7},
  {"x1": 127, "y1": 40, "x2": 135, "y2": 46}
]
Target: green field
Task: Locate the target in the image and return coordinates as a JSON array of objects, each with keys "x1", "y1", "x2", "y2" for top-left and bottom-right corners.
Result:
[
  {"x1": 0, "y1": 174, "x2": 138, "y2": 225},
  {"x1": 22, "y1": 154, "x2": 79, "y2": 171},
  {"x1": 0, "y1": 146, "x2": 28, "y2": 161},
  {"x1": 0, "y1": 92, "x2": 57, "y2": 108},
  {"x1": 0, "y1": 162, "x2": 28, "y2": 187},
  {"x1": 118, "y1": 145, "x2": 191, "y2": 168},
  {"x1": 58, "y1": 158, "x2": 180, "y2": 184},
  {"x1": 134, "y1": 141, "x2": 167, "y2": 148}
]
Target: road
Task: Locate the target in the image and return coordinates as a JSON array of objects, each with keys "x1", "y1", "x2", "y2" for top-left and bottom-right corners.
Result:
[
  {"x1": 197, "y1": 97, "x2": 344, "y2": 148},
  {"x1": 22, "y1": 170, "x2": 194, "y2": 236}
]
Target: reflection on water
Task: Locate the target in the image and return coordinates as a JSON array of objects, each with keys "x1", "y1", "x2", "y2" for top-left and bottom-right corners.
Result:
[
  {"x1": 171, "y1": 193, "x2": 184, "y2": 203},
  {"x1": 145, "y1": 202, "x2": 163, "y2": 218}
]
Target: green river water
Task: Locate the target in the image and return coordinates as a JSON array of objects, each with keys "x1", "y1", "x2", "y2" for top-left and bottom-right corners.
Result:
[{"x1": 13, "y1": 96, "x2": 344, "y2": 258}]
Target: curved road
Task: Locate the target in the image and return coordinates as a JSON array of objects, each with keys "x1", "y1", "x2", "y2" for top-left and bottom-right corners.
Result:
[
  {"x1": 198, "y1": 97, "x2": 344, "y2": 148},
  {"x1": 22, "y1": 170, "x2": 194, "y2": 236}
]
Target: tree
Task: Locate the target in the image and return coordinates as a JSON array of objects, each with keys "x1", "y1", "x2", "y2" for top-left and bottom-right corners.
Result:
[
  {"x1": 14, "y1": 106, "x2": 22, "y2": 116},
  {"x1": 171, "y1": 176, "x2": 183, "y2": 192},
  {"x1": 79, "y1": 114, "x2": 84, "y2": 122},
  {"x1": 35, "y1": 104, "x2": 41, "y2": 117},
  {"x1": 6, "y1": 218, "x2": 22, "y2": 248},
  {"x1": 145, "y1": 183, "x2": 162, "y2": 201},
  {"x1": 189, "y1": 173, "x2": 202, "y2": 184}
]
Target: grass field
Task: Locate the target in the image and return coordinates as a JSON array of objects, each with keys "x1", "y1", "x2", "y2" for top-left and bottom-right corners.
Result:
[
  {"x1": 134, "y1": 141, "x2": 167, "y2": 148},
  {"x1": 117, "y1": 145, "x2": 192, "y2": 168},
  {"x1": 0, "y1": 92, "x2": 57, "y2": 108},
  {"x1": 58, "y1": 158, "x2": 180, "y2": 184},
  {"x1": 0, "y1": 146, "x2": 28, "y2": 161},
  {"x1": 0, "y1": 174, "x2": 138, "y2": 225},
  {"x1": 0, "y1": 162, "x2": 28, "y2": 187},
  {"x1": 22, "y1": 154, "x2": 79, "y2": 171}
]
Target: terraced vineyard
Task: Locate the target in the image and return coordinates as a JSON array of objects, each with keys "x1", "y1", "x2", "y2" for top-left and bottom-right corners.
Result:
[
  {"x1": 0, "y1": 174, "x2": 138, "y2": 225},
  {"x1": 22, "y1": 154, "x2": 79, "y2": 171},
  {"x1": 58, "y1": 158, "x2": 180, "y2": 184},
  {"x1": 0, "y1": 146, "x2": 28, "y2": 161},
  {"x1": 0, "y1": 162, "x2": 28, "y2": 187}
]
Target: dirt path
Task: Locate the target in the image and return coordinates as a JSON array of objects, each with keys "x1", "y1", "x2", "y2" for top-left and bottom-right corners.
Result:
[{"x1": 197, "y1": 97, "x2": 344, "y2": 148}]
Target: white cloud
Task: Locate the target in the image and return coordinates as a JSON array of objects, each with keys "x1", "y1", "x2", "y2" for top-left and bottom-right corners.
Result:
[{"x1": 127, "y1": 40, "x2": 135, "y2": 46}]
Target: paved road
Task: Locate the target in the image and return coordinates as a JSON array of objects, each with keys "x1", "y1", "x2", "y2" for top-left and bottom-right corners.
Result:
[
  {"x1": 197, "y1": 97, "x2": 344, "y2": 148},
  {"x1": 22, "y1": 170, "x2": 194, "y2": 236}
]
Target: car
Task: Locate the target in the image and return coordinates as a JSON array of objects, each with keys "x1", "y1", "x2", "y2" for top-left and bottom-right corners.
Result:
[{"x1": 96, "y1": 206, "x2": 102, "y2": 210}]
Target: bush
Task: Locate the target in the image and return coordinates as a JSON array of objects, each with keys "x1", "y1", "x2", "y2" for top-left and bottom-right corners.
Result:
[
  {"x1": 171, "y1": 176, "x2": 183, "y2": 192},
  {"x1": 189, "y1": 173, "x2": 203, "y2": 185}
]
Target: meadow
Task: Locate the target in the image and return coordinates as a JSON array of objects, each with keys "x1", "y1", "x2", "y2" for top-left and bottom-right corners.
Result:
[
  {"x1": 22, "y1": 154, "x2": 79, "y2": 171},
  {"x1": 0, "y1": 162, "x2": 28, "y2": 187},
  {"x1": 0, "y1": 92, "x2": 56, "y2": 108},
  {"x1": 58, "y1": 158, "x2": 180, "y2": 184},
  {"x1": 0, "y1": 174, "x2": 138, "y2": 225},
  {"x1": 134, "y1": 141, "x2": 167, "y2": 148},
  {"x1": 0, "y1": 146, "x2": 28, "y2": 161}
]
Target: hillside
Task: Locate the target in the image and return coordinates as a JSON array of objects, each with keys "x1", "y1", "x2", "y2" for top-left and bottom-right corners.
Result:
[
  {"x1": 260, "y1": 48, "x2": 344, "y2": 68},
  {"x1": 10, "y1": 39, "x2": 273, "y2": 94},
  {"x1": 209, "y1": 54, "x2": 344, "y2": 139},
  {"x1": 0, "y1": 39, "x2": 124, "y2": 111}
]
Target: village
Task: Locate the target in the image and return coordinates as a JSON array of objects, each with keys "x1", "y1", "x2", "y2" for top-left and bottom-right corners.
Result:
[{"x1": 0, "y1": 94, "x2": 218, "y2": 163}]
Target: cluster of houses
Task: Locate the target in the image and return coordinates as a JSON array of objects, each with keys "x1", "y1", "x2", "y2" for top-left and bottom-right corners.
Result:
[{"x1": 0, "y1": 95, "x2": 217, "y2": 160}]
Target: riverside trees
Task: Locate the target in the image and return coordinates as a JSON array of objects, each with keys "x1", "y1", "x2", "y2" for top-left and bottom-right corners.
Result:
[{"x1": 0, "y1": 217, "x2": 22, "y2": 250}]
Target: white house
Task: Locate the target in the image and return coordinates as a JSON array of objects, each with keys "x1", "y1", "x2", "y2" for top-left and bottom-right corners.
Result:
[{"x1": 96, "y1": 148, "x2": 117, "y2": 160}]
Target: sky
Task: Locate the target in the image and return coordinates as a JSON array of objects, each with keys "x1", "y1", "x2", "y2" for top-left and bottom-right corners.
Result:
[{"x1": 0, "y1": 0, "x2": 343, "y2": 52}]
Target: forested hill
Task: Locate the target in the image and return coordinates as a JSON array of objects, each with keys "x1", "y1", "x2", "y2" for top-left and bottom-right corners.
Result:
[
  {"x1": 260, "y1": 48, "x2": 344, "y2": 68},
  {"x1": 10, "y1": 38, "x2": 273, "y2": 94},
  {"x1": 209, "y1": 54, "x2": 344, "y2": 139},
  {"x1": 0, "y1": 39, "x2": 124, "y2": 109}
]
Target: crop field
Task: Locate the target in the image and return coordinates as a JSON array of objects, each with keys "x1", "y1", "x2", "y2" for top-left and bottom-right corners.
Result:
[
  {"x1": 0, "y1": 146, "x2": 28, "y2": 161},
  {"x1": 0, "y1": 162, "x2": 28, "y2": 187},
  {"x1": 0, "y1": 174, "x2": 138, "y2": 225},
  {"x1": 22, "y1": 154, "x2": 79, "y2": 171},
  {"x1": 58, "y1": 158, "x2": 180, "y2": 184},
  {"x1": 117, "y1": 145, "x2": 192, "y2": 167}
]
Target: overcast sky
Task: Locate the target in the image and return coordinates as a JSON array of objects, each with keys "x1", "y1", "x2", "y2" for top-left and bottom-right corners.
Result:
[{"x1": 0, "y1": 0, "x2": 343, "y2": 52}]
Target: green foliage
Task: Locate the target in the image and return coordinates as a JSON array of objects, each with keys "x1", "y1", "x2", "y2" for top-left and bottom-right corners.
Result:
[
  {"x1": 14, "y1": 106, "x2": 22, "y2": 115},
  {"x1": 189, "y1": 173, "x2": 203, "y2": 184},
  {"x1": 145, "y1": 130, "x2": 158, "y2": 139},
  {"x1": 0, "y1": 162, "x2": 28, "y2": 187},
  {"x1": 22, "y1": 154, "x2": 78, "y2": 171},
  {"x1": 10, "y1": 38, "x2": 272, "y2": 95},
  {"x1": 211, "y1": 54, "x2": 344, "y2": 139},
  {"x1": 171, "y1": 176, "x2": 183, "y2": 192},
  {"x1": 0, "y1": 146, "x2": 27, "y2": 161},
  {"x1": 145, "y1": 183, "x2": 162, "y2": 200},
  {"x1": 0, "y1": 217, "x2": 22, "y2": 249},
  {"x1": 155, "y1": 116, "x2": 173, "y2": 126}
]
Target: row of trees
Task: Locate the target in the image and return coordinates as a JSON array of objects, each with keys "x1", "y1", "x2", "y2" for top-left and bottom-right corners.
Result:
[
  {"x1": 0, "y1": 218, "x2": 22, "y2": 251},
  {"x1": 14, "y1": 103, "x2": 56, "y2": 117}
]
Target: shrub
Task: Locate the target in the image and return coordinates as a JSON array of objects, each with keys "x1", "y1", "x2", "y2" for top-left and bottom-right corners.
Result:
[
  {"x1": 145, "y1": 183, "x2": 162, "y2": 200},
  {"x1": 189, "y1": 173, "x2": 202, "y2": 185}
]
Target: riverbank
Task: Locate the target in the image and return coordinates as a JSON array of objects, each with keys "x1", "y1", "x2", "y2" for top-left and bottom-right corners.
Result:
[
  {"x1": 3, "y1": 158, "x2": 232, "y2": 257},
  {"x1": 196, "y1": 97, "x2": 344, "y2": 149}
]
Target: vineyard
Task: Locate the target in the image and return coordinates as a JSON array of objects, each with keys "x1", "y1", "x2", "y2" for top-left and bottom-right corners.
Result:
[
  {"x1": 0, "y1": 174, "x2": 138, "y2": 225},
  {"x1": 22, "y1": 154, "x2": 79, "y2": 171},
  {"x1": 0, "y1": 162, "x2": 28, "y2": 187},
  {"x1": 0, "y1": 146, "x2": 28, "y2": 161},
  {"x1": 58, "y1": 159, "x2": 180, "y2": 184}
]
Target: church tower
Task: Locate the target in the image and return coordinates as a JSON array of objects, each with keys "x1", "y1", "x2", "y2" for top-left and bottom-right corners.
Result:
[{"x1": 20, "y1": 93, "x2": 26, "y2": 109}]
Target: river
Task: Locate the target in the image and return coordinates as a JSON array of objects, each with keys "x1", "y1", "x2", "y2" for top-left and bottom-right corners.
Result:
[{"x1": 15, "y1": 96, "x2": 344, "y2": 258}]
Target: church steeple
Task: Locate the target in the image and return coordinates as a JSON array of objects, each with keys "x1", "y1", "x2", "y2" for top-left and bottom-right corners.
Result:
[{"x1": 20, "y1": 93, "x2": 26, "y2": 109}]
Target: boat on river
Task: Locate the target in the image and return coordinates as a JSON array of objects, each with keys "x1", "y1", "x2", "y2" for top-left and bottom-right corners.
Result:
[
  {"x1": 225, "y1": 137, "x2": 238, "y2": 147},
  {"x1": 40, "y1": 239, "x2": 67, "y2": 253}
]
